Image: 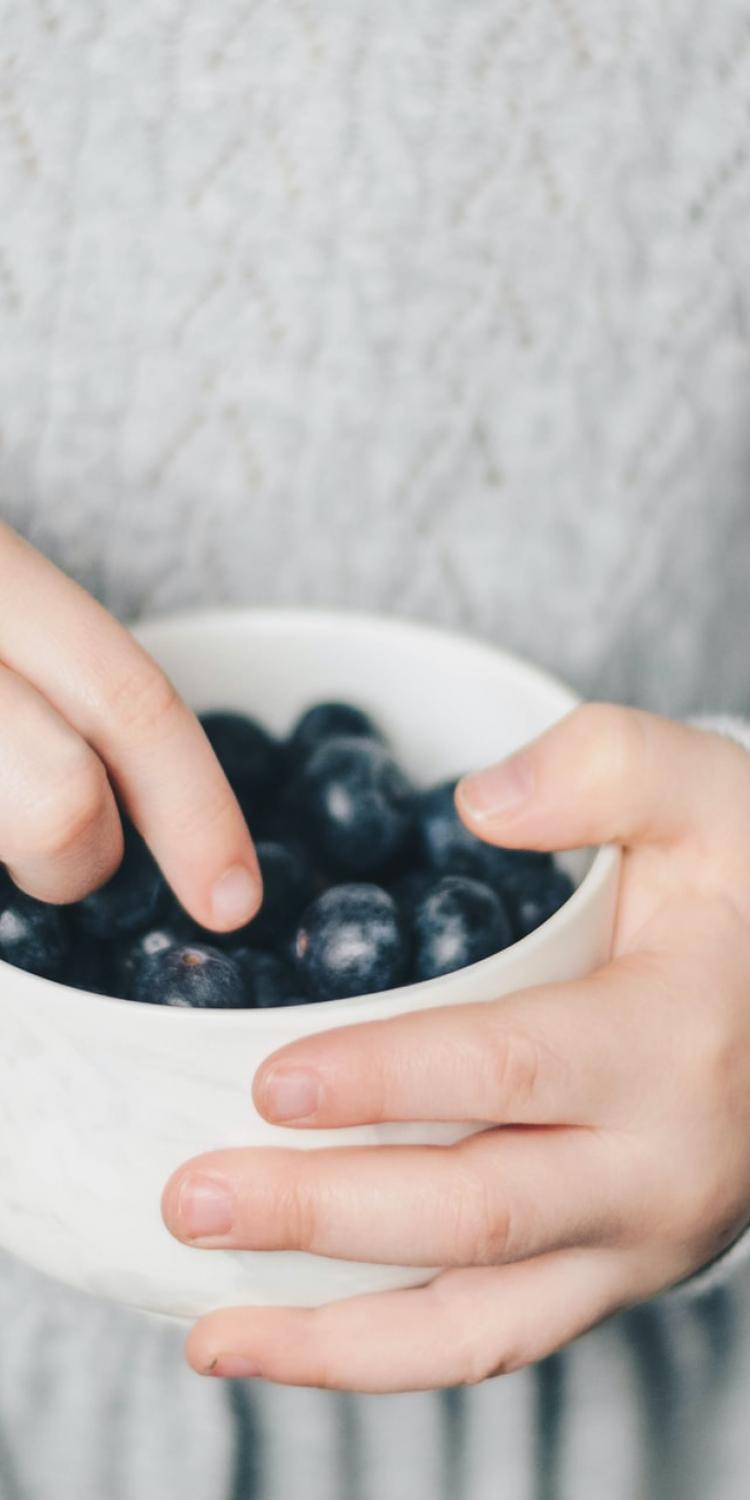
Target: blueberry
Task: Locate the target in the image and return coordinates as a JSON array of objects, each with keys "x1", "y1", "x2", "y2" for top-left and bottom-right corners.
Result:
[
  {"x1": 411, "y1": 875, "x2": 513, "y2": 981},
  {"x1": 292, "y1": 883, "x2": 408, "y2": 1000},
  {"x1": 115, "y1": 921, "x2": 190, "y2": 999},
  {"x1": 227, "y1": 946, "x2": 304, "y2": 1008},
  {"x1": 199, "y1": 711, "x2": 279, "y2": 814},
  {"x1": 130, "y1": 944, "x2": 246, "y2": 1008},
  {"x1": 504, "y1": 864, "x2": 575, "y2": 941},
  {"x1": 415, "y1": 780, "x2": 552, "y2": 889},
  {"x1": 0, "y1": 890, "x2": 70, "y2": 980},
  {"x1": 72, "y1": 824, "x2": 168, "y2": 940},
  {"x1": 251, "y1": 787, "x2": 308, "y2": 846},
  {"x1": 286, "y1": 701, "x2": 384, "y2": 769},
  {"x1": 389, "y1": 867, "x2": 436, "y2": 918},
  {"x1": 292, "y1": 737, "x2": 414, "y2": 877},
  {"x1": 65, "y1": 940, "x2": 111, "y2": 997},
  {"x1": 247, "y1": 840, "x2": 315, "y2": 947}
]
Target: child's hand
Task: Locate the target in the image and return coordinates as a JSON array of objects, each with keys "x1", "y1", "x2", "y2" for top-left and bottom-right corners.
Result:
[
  {"x1": 163, "y1": 705, "x2": 750, "y2": 1391},
  {"x1": 0, "y1": 522, "x2": 261, "y2": 925}
]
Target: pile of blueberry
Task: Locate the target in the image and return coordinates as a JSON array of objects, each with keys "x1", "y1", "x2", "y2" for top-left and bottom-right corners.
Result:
[{"x1": 0, "y1": 703, "x2": 574, "y2": 1009}]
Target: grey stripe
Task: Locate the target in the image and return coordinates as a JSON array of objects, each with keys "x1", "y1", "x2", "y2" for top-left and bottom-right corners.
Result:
[
  {"x1": 623, "y1": 1293, "x2": 741, "y2": 1500},
  {"x1": 227, "y1": 1382, "x2": 262, "y2": 1500},
  {"x1": 695, "y1": 1286, "x2": 737, "y2": 1388},
  {"x1": 622, "y1": 1304, "x2": 683, "y2": 1500},
  {"x1": 440, "y1": 1387, "x2": 467, "y2": 1500},
  {"x1": 684, "y1": 1288, "x2": 739, "y2": 1499},
  {"x1": 335, "y1": 1394, "x2": 362, "y2": 1500},
  {"x1": 533, "y1": 1353, "x2": 566, "y2": 1500},
  {"x1": 0, "y1": 1415, "x2": 28, "y2": 1500}
]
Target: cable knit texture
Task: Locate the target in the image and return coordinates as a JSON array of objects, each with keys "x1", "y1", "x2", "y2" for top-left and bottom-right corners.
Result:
[{"x1": 2, "y1": 2, "x2": 750, "y2": 1497}]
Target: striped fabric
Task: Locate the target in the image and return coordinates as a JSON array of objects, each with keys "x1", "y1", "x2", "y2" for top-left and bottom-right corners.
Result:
[{"x1": 0, "y1": 1244, "x2": 746, "y2": 1499}]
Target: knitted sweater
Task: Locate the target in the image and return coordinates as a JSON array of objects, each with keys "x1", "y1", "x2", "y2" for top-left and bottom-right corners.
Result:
[{"x1": 2, "y1": 2, "x2": 750, "y2": 1496}]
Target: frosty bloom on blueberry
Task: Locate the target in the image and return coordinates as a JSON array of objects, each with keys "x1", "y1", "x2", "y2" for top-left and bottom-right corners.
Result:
[
  {"x1": 0, "y1": 891, "x2": 69, "y2": 980},
  {"x1": 292, "y1": 883, "x2": 408, "y2": 1000},
  {"x1": 411, "y1": 875, "x2": 514, "y2": 982},
  {"x1": 290, "y1": 736, "x2": 415, "y2": 878},
  {"x1": 0, "y1": 700, "x2": 575, "y2": 1006},
  {"x1": 131, "y1": 944, "x2": 246, "y2": 1009}
]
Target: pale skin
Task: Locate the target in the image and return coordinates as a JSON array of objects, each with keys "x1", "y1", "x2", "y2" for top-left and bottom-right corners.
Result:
[{"x1": 3, "y1": 524, "x2": 750, "y2": 1393}]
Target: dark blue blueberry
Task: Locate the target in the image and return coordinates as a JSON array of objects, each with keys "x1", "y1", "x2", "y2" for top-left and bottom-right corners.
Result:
[
  {"x1": 130, "y1": 944, "x2": 246, "y2": 1008},
  {"x1": 415, "y1": 780, "x2": 552, "y2": 889},
  {"x1": 115, "y1": 921, "x2": 190, "y2": 998},
  {"x1": 0, "y1": 890, "x2": 70, "y2": 980},
  {"x1": 65, "y1": 939, "x2": 111, "y2": 996},
  {"x1": 411, "y1": 875, "x2": 513, "y2": 981},
  {"x1": 292, "y1": 737, "x2": 414, "y2": 878},
  {"x1": 252, "y1": 786, "x2": 308, "y2": 846},
  {"x1": 292, "y1": 883, "x2": 408, "y2": 1000},
  {"x1": 227, "y1": 946, "x2": 304, "y2": 1008},
  {"x1": 199, "y1": 711, "x2": 280, "y2": 814},
  {"x1": 72, "y1": 824, "x2": 168, "y2": 940},
  {"x1": 246, "y1": 840, "x2": 315, "y2": 947},
  {"x1": 286, "y1": 701, "x2": 384, "y2": 769},
  {"x1": 389, "y1": 867, "x2": 436, "y2": 918},
  {"x1": 504, "y1": 864, "x2": 575, "y2": 941}
]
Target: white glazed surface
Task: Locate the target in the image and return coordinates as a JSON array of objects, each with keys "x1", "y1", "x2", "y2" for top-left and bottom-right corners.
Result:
[{"x1": 0, "y1": 610, "x2": 620, "y2": 1320}]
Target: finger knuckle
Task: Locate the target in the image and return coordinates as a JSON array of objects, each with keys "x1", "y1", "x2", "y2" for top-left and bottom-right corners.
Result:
[
  {"x1": 299, "y1": 1308, "x2": 341, "y2": 1388},
  {"x1": 450, "y1": 1155, "x2": 515, "y2": 1264},
  {"x1": 469, "y1": 1344, "x2": 528, "y2": 1383},
  {"x1": 452, "y1": 1171, "x2": 497, "y2": 1265},
  {"x1": 105, "y1": 657, "x2": 181, "y2": 745},
  {"x1": 492, "y1": 1026, "x2": 542, "y2": 1114},
  {"x1": 457, "y1": 1331, "x2": 524, "y2": 1385},
  {"x1": 30, "y1": 756, "x2": 109, "y2": 858},
  {"x1": 172, "y1": 780, "x2": 237, "y2": 844},
  {"x1": 373, "y1": 1044, "x2": 402, "y2": 1122},
  {"x1": 578, "y1": 702, "x2": 644, "y2": 791},
  {"x1": 279, "y1": 1177, "x2": 320, "y2": 1253},
  {"x1": 428, "y1": 1278, "x2": 526, "y2": 1385}
]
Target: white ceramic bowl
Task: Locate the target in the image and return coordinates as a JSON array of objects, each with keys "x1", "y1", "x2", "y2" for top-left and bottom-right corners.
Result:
[{"x1": 0, "y1": 609, "x2": 620, "y2": 1323}]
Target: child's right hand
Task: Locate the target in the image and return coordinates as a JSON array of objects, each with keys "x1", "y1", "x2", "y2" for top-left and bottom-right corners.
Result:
[{"x1": 0, "y1": 521, "x2": 262, "y2": 928}]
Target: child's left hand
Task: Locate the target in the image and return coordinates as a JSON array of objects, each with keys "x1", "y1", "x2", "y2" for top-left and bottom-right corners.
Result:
[{"x1": 161, "y1": 704, "x2": 750, "y2": 1391}]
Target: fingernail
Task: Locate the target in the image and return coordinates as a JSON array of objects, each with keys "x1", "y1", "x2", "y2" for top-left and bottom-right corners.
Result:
[
  {"x1": 260, "y1": 1067, "x2": 321, "y2": 1122},
  {"x1": 211, "y1": 865, "x2": 260, "y2": 927},
  {"x1": 457, "y1": 752, "x2": 534, "y2": 823},
  {"x1": 206, "y1": 1355, "x2": 263, "y2": 1379},
  {"x1": 177, "y1": 1173, "x2": 234, "y2": 1239}
]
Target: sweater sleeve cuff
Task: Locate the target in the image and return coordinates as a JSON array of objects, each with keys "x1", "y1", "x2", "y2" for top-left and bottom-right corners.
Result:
[{"x1": 659, "y1": 710, "x2": 750, "y2": 1305}]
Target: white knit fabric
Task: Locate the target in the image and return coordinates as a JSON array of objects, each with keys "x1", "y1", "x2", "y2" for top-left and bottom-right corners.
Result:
[
  {"x1": 1, "y1": 1, "x2": 750, "y2": 715},
  {"x1": 2, "y1": 2, "x2": 750, "y2": 1497}
]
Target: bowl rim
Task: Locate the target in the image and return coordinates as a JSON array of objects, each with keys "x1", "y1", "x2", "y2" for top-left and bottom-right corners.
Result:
[{"x1": 0, "y1": 605, "x2": 619, "y2": 1023}]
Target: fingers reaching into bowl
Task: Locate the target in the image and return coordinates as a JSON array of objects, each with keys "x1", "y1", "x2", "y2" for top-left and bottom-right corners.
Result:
[{"x1": 0, "y1": 523, "x2": 261, "y2": 929}]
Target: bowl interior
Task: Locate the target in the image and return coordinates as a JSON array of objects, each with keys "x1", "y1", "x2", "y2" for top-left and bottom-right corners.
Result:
[
  {"x1": 134, "y1": 608, "x2": 577, "y2": 780},
  {"x1": 132, "y1": 607, "x2": 592, "y2": 894}
]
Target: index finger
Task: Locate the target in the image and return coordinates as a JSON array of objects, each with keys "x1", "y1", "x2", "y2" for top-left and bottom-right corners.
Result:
[
  {"x1": 252, "y1": 960, "x2": 665, "y2": 1129},
  {"x1": 0, "y1": 524, "x2": 261, "y2": 930}
]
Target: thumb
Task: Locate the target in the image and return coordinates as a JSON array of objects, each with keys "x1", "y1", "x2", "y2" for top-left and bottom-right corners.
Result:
[{"x1": 455, "y1": 702, "x2": 750, "y2": 853}]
